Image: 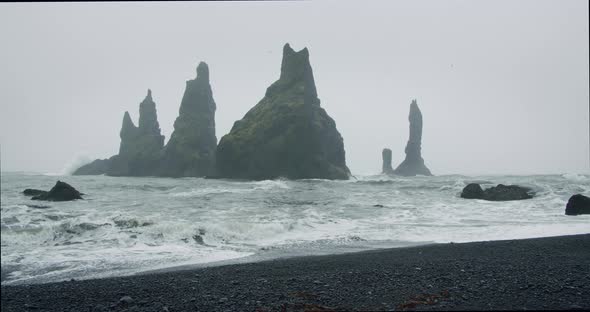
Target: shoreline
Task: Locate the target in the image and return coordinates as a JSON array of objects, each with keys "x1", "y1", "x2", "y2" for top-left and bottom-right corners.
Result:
[{"x1": 2, "y1": 233, "x2": 589, "y2": 311}]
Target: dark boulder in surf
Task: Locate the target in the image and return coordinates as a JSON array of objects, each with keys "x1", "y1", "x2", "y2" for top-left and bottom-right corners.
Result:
[
  {"x1": 23, "y1": 189, "x2": 48, "y2": 197},
  {"x1": 31, "y1": 181, "x2": 83, "y2": 201},
  {"x1": 460, "y1": 183, "x2": 485, "y2": 199},
  {"x1": 565, "y1": 194, "x2": 590, "y2": 215},
  {"x1": 461, "y1": 183, "x2": 534, "y2": 201}
]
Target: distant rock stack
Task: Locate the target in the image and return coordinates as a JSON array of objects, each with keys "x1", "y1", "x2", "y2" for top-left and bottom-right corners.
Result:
[
  {"x1": 109, "y1": 90, "x2": 165, "y2": 176},
  {"x1": 382, "y1": 148, "x2": 394, "y2": 175},
  {"x1": 73, "y1": 90, "x2": 165, "y2": 176},
  {"x1": 216, "y1": 43, "x2": 350, "y2": 180},
  {"x1": 159, "y1": 62, "x2": 217, "y2": 177},
  {"x1": 393, "y1": 100, "x2": 432, "y2": 176}
]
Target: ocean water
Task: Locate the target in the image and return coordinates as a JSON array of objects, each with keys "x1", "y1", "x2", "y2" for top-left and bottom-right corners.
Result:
[{"x1": 1, "y1": 172, "x2": 589, "y2": 285}]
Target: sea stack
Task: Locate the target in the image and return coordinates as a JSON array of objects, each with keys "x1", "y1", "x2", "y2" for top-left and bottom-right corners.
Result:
[
  {"x1": 216, "y1": 43, "x2": 350, "y2": 180},
  {"x1": 393, "y1": 100, "x2": 432, "y2": 176},
  {"x1": 73, "y1": 90, "x2": 165, "y2": 176},
  {"x1": 382, "y1": 148, "x2": 394, "y2": 175},
  {"x1": 108, "y1": 90, "x2": 165, "y2": 176},
  {"x1": 159, "y1": 62, "x2": 217, "y2": 177}
]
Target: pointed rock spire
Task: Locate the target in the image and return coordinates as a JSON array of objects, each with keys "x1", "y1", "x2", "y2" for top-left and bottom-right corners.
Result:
[
  {"x1": 393, "y1": 99, "x2": 432, "y2": 176},
  {"x1": 138, "y1": 88, "x2": 163, "y2": 141},
  {"x1": 161, "y1": 61, "x2": 217, "y2": 177}
]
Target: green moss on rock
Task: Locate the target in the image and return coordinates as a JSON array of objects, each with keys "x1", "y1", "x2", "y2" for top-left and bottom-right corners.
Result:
[{"x1": 216, "y1": 43, "x2": 350, "y2": 180}]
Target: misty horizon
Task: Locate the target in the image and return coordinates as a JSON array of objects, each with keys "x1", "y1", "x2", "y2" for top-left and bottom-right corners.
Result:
[{"x1": 1, "y1": 0, "x2": 588, "y2": 176}]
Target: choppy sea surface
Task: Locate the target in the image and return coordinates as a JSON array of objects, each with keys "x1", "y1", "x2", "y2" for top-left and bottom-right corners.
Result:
[{"x1": 1, "y1": 172, "x2": 589, "y2": 285}]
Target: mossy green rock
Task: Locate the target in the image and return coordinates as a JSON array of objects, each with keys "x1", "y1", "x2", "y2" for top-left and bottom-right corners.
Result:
[
  {"x1": 216, "y1": 43, "x2": 350, "y2": 180},
  {"x1": 159, "y1": 62, "x2": 217, "y2": 177}
]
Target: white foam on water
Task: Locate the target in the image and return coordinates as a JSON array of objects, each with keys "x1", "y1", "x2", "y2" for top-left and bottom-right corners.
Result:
[{"x1": 2, "y1": 173, "x2": 589, "y2": 285}]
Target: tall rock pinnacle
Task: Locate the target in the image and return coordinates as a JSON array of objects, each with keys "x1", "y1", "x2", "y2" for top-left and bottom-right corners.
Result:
[
  {"x1": 382, "y1": 148, "x2": 394, "y2": 174},
  {"x1": 393, "y1": 99, "x2": 432, "y2": 176},
  {"x1": 216, "y1": 43, "x2": 350, "y2": 180},
  {"x1": 160, "y1": 62, "x2": 217, "y2": 177}
]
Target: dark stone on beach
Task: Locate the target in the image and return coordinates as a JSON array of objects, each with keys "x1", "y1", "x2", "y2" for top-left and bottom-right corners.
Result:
[
  {"x1": 382, "y1": 148, "x2": 394, "y2": 175},
  {"x1": 119, "y1": 296, "x2": 134, "y2": 305},
  {"x1": 565, "y1": 194, "x2": 590, "y2": 215},
  {"x1": 159, "y1": 62, "x2": 218, "y2": 177},
  {"x1": 461, "y1": 183, "x2": 534, "y2": 201},
  {"x1": 393, "y1": 100, "x2": 433, "y2": 176},
  {"x1": 216, "y1": 43, "x2": 350, "y2": 180},
  {"x1": 23, "y1": 189, "x2": 48, "y2": 197},
  {"x1": 31, "y1": 181, "x2": 82, "y2": 201}
]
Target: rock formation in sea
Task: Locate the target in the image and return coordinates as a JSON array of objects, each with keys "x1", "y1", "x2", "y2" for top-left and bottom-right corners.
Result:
[
  {"x1": 460, "y1": 183, "x2": 534, "y2": 201},
  {"x1": 216, "y1": 43, "x2": 350, "y2": 180},
  {"x1": 28, "y1": 181, "x2": 83, "y2": 201},
  {"x1": 159, "y1": 62, "x2": 217, "y2": 177},
  {"x1": 108, "y1": 90, "x2": 165, "y2": 176},
  {"x1": 73, "y1": 90, "x2": 165, "y2": 176},
  {"x1": 382, "y1": 148, "x2": 394, "y2": 175},
  {"x1": 393, "y1": 100, "x2": 432, "y2": 176},
  {"x1": 565, "y1": 194, "x2": 590, "y2": 215}
]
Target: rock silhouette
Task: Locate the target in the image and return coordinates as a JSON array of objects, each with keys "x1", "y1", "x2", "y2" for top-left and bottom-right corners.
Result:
[
  {"x1": 73, "y1": 64, "x2": 218, "y2": 178},
  {"x1": 393, "y1": 100, "x2": 432, "y2": 176},
  {"x1": 159, "y1": 62, "x2": 217, "y2": 177},
  {"x1": 565, "y1": 194, "x2": 590, "y2": 215},
  {"x1": 461, "y1": 183, "x2": 534, "y2": 201},
  {"x1": 382, "y1": 148, "x2": 394, "y2": 175},
  {"x1": 216, "y1": 43, "x2": 350, "y2": 180},
  {"x1": 29, "y1": 181, "x2": 83, "y2": 201}
]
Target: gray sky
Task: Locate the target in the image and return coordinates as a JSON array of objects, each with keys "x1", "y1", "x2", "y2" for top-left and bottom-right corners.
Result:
[{"x1": 1, "y1": 0, "x2": 588, "y2": 176}]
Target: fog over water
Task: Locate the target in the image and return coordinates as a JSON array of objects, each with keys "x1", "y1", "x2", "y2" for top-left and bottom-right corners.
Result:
[{"x1": 0, "y1": 0, "x2": 588, "y2": 175}]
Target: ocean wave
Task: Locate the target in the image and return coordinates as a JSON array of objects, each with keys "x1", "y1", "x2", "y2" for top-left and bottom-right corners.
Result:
[
  {"x1": 562, "y1": 173, "x2": 590, "y2": 182},
  {"x1": 252, "y1": 179, "x2": 291, "y2": 190}
]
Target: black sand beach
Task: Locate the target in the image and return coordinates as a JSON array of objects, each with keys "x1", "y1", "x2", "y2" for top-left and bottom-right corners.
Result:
[{"x1": 2, "y1": 234, "x2": 589, "y2": 311}]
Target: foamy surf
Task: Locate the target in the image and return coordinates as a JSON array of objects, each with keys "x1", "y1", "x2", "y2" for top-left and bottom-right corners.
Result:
[{"x1": 2, "y1": 172, "x2": 589, "y2": 285}]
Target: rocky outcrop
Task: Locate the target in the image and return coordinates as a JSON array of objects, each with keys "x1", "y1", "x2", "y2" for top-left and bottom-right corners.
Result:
[
  {"x1": 29, "y1": 181, "x2": 83, "y2": 201},
  {"x1": 216, "y1": 43, "x2": 350, "y2": 180},
  {"x1": 565, "y1": 194, "x2": 590, "y2": 215},
  {"x1": 73, "y1": 90, "x2": 165, "y2": 176},
  {"x1": 159, "y1": 62, "x2": 217, "y2": 177},
  {"x1": 109, "y1": 90, "x2": 165, "y2": 176},
  {"x1": 461, "y1": 183, "x2": 534, "y2": 201},
  {"x1": 393, "y1": 100, "x2": 432, "y2": 176},
  {"x1": 382, "y1": 148, "x2": 394, "y2": 175},
  {"x1": 23, "y1": 189, "x2": 48, "y2": 197},
  {"x1": 71, "y1": 158, "x2": 112, "y2": 175}
]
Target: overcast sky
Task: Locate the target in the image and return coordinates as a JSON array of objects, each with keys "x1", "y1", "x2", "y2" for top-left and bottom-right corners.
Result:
[{"x1": 0, "y1": 0, "x2": 588, "y2": 176}]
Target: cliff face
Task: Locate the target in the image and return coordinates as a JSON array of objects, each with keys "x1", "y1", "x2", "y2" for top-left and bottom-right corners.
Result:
[
  {"x1": 159, "y1": 62, "x2": 217, "y2": 177},
  {"x1": 382, "y1": 148, "x2": 394, "y2": 175},
  {"x1": 216, "y1": 43, "x2": 350, "y2": 180},
  {"x1": 393, "y1": 100, "x2": 432, "y2": 176}
]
